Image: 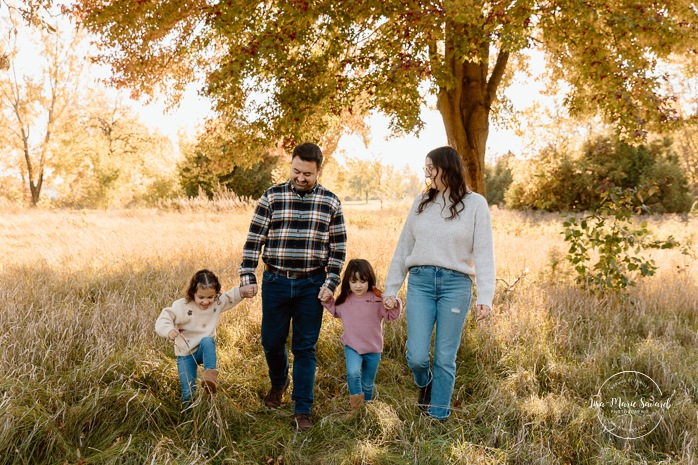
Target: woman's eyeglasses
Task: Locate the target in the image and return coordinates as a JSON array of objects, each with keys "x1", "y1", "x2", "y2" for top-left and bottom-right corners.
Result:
[{"x1": 423, "y1": 165, "x2": 435, "y2": 177}]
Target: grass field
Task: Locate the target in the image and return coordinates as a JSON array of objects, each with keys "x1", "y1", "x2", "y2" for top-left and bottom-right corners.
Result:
[{"x1": 1, "y1": 200, "x2": 696, "y2": 464}]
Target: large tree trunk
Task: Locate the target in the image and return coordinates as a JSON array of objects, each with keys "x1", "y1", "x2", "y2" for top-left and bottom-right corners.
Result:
[
  {"x1": 436, "y1": 65, "x2": 489, "y2": 195},
  {"x1": 435, "y1": 26, "x2": 509, "y2": 196}
]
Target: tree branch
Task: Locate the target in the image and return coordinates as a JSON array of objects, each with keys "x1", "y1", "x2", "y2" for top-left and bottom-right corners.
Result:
[{"x1": 485, "y1": 49, "x2": 509, "y2": 107}]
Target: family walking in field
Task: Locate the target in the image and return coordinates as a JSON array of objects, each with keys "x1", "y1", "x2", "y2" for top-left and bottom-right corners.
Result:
[{"x1": 155, "y1": 142, "x2": 495, "y2": 431}]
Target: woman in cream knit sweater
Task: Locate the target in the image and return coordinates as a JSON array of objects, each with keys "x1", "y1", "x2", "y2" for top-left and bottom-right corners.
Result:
[{"x1": 383, "y1": 146, "x2": 495, "y2": 420}]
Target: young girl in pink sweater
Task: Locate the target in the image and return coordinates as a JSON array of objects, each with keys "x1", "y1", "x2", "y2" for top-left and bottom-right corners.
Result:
[{"x1": 321, "y1": 259, "x2": 402, "y2": 410}]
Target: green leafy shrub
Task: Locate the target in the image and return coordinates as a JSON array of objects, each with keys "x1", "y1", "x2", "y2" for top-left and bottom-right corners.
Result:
[
  {"x1": 562, "y1": 182, "x2": 693, "y2": 293},
  {"x1": 178, "y1": 143, "x2": 279, "y2": 199},
  {"x1": 484, "y1": 152, "x2": 515, "y2": 206},
  {"x1": 506, "y1": 135, "x2": 694, "y2": 212},
  {"x1": 505, "y1": 146, "x2": 581, "y2": 211}
]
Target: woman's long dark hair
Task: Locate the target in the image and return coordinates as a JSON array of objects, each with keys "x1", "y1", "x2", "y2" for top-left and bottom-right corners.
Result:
[
  {"x1": 184, "y1": 269, "x2": 222, "y2": 302},
  {"x1": 418, "y1": 146, "x2": 471, "y2": 219},
  {"x1": 336, "y1": 259, "x2": 380, "y2": 305}
]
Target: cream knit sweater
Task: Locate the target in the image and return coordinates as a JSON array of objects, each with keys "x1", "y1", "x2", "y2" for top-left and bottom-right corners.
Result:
[
  {"x1": 155, "y1": 287, "x2": 243, "y2": 356},
  {"x1": 384, "y1": 192, "x2": 495, "y2": 307}
]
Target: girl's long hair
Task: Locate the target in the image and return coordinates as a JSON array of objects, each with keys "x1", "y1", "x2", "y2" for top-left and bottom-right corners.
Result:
[
  {"x1": 184, "y1": 269, "x2": 221, "y2": 302},
  {"x1": 336, "y1": 259, "x2": 380, "y2": 305},
  {"x1": 418, "y1": 146, "x2": 472, "y2": 219}
]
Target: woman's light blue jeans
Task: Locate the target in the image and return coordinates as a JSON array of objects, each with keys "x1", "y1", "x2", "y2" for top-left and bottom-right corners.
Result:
[
  {"x1": 406, "y1": 266, "x2": 472, "y2": 419},
  {"x1": 176, "y1": 336, "x2": 217, "y2": 405},
  {"x1": 344, "y1": 345, "x2": 381, "y2": 401}
]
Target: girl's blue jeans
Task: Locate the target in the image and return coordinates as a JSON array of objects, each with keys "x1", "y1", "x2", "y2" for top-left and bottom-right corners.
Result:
[
  {"x1": 405, "y1": 266, "x2": 472, "y2": 419},
  {"x1": 344, "y1": 345, "x2": 381, "y2": 401},
  {"x1": 176, "y1": 336, "x2": 217, "y2": 404}
]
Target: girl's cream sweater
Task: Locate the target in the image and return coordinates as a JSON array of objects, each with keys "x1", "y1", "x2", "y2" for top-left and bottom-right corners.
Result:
[{"x1": 155, "y1": 288, "x2": 243, "y2": 356}]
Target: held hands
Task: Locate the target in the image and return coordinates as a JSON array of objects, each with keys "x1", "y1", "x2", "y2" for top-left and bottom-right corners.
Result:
[
  {"x1": 240, "y1": 284, "x2": 258, "y2": 299},
  {"x1": 384, "y1": 295, "x2": 490, "y2": 320},
  {"x1": 318, "y1": 286, "x2": 333, "y2": 302},
  {"x1": 383, "y1": 295, "x2": 398, "y2": 310},
  {"x1": 475, "y1": 304, "x2": 491, "y2": 322},
  {"x1": 384, "y1": 296, "x2": 489, "y2": 320}
]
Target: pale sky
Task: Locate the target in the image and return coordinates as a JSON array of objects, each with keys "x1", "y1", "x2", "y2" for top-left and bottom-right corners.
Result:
[{"x1": 138, "y1": 77, "x2": 542, "y2": 175}]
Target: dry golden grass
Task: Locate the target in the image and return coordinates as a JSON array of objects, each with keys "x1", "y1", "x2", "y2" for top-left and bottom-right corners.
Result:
[{"x1": 0, "y1": 200, "x2": 696, "y2": 464}]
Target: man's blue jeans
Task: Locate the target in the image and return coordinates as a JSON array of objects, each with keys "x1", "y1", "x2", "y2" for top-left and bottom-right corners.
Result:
[
  {"x1": 176, "y1": 336, "x2": 217, "y2": 404},
  {"x1": 261, "y1": 270, "x2": 325, "y2": 415},
  {"x1": 405, "y1": 266, "x2": 472, "y2": 419},
  {"x1": 344, "y1": 345, "x2": 381, "y2": 401}
]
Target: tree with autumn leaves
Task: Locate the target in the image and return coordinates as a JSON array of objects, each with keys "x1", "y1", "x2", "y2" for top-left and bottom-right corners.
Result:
[
  {"x1": 63, "y1": 0, "x2": 698, "y2": 195},
  {"x1": 0, "y1": 14, "x2": 177, "y2": 208},
  {"x1": 0, "y1": 10, "x2": 86, "y2": 206}
]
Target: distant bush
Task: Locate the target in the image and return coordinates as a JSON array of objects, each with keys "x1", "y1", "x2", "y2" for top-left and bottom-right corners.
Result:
[
  {"x1": 505, "y1": 146, "x2": 580, "y2": 211},
  {"x1": 136, "y1": 175, "x2": 183, "y2": 207},
  {"x1": 178, "y1": 148, "x2": 279, "y2": 200},
  {"x1": 484, "y1": 152, "x2": 514, "y2": 206},
  {"x1": 0, "y1": 176, "x2": 24, "y2": 205},
  {"x1": 505, "y1": 135, "x2": 694, "y2": 212}
]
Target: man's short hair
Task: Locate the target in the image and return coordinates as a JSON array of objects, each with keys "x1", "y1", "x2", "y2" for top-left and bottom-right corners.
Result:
[{"x1": 292, "y1": 142, "x2": 323, "y2": 169}]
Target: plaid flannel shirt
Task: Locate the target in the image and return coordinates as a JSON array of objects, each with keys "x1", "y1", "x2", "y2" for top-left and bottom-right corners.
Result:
[{"x1": 239, "y1": 181, "x2": 347, "y2": 291}]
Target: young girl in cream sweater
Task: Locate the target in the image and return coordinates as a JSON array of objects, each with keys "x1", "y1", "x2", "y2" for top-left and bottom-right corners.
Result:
[{"x1": 155, "y1": 269, "x2": 249, "y2": 406}]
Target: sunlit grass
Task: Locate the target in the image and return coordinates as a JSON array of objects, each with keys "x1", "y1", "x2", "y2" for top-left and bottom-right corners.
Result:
[{"x1": 1, "y1": 200, "x2": 696, "y2": 464}]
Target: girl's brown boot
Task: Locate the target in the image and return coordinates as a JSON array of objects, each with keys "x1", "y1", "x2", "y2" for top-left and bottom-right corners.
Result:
[
  {"x1": 349, "y1": 393, "x2": 364, "y2": 410},
  {"x1": 202, "y1": 369, "x2": 219, "y2": 394}
]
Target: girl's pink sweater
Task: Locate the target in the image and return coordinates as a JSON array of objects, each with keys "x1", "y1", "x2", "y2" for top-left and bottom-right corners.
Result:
[{"x1": 322, "y1": 292, "x2": 401, "y2": 354}]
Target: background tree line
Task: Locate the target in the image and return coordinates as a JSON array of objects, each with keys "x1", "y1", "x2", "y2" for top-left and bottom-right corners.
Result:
[
  {"x1": 0, "y1": 8, "x2": 420, "y2": 208},
  {"x1": 177, "y1": 123, "x2": 423, "y2": 204},
  {"x1": 2, "y1": 2, "x2": 697, "y2": 212},
  {"x1": 0, "y1": 12, "x2": 179, "y2": 208}
]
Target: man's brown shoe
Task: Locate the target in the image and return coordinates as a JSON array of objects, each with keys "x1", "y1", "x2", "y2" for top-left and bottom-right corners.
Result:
[
  {"x1": 292, "y1": 414, "x2": 312, "y2": 431},
  {"x1": 263, "y1": 378, "x2": 290, "y2": 409}
]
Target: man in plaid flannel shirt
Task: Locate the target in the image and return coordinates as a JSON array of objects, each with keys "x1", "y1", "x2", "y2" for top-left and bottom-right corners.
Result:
[{"x1": 239, "y1": 142, "x2": 347, "y2": 431}]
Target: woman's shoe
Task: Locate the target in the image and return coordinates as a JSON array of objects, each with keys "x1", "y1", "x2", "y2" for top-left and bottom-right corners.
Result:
[{"x1": 417, "y1": 381, "x2": 432, "y2": 411}]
